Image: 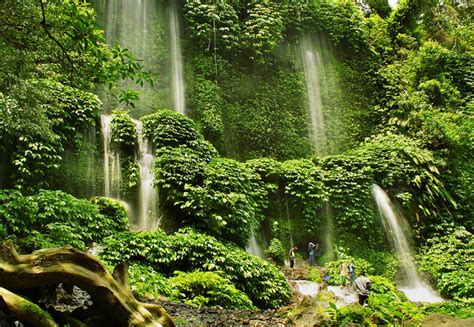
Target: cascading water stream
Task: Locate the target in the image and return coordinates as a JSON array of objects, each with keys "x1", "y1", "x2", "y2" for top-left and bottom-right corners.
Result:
[
  {"x1": 285, "y1": 195, "x2": 294, "y2": 248},
  {"x1": 100, "y1": 115, "x2": 121, "y2": 199},
  {"x1": 323, "y1": 201, "x2": 336, "y2": 260},
  {"x1": 299, "y1": 35, "x2": 326, "y2": 155},
  {"x1": 246, "y1": 230, "x2": 264, "y2": 258},
  {"x1": 169, "y1": 0, "x2": 185, "y2": 115},
  {"x1": 373, "y1": 185, "x2": 442, "y2": 303},
  {"x1": 134, "y1": 120, "x2": 159, "y2": 230},
  {"x1": 84, "y1": 125, "x2": 98, "y2": 196},
  {"x1": 101, "y1": 115, "x2": 111, "y2": 197}
]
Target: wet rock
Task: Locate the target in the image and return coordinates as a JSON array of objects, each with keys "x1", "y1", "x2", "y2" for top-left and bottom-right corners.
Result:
[{"x1": 40, "y1": 283, "x2": 93, "y2": 313}]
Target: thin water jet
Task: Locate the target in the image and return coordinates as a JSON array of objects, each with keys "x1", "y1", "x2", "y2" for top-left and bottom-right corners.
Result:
[
  {"x1": 101, "y1": 114, "x2": 121, "y2": 198},
  {"x1": 299, "y1": 35, "x2": 326, "y2": 155},
  {"x1": 323, "y1": 202, "x2": 336, "y2": 261},
  {"x1": 169, "y1": 0, "x2": 185, "y2": 115},
  {"x1": 134, "y1": 120, "x2": 160, "y2": 230},
  {"x1": 373, "y1": 185, "x2": 442, "y2": 303},
  {"x1": 246, "y1": 230, "x2": 264, "y2": 258},
  {"x1": 285, "y1": 195, "x2": 294, "y2": 248}
]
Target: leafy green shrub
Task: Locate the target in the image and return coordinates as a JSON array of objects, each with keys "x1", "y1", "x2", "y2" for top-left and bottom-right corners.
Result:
[
  {"x1": 111, "y1": 109, "x2": 137, "y2": 154},
  {"x1": 148, "y1": 109, "x2": 267, "y2": 247},
  {"x1": 0, "y1": 190, "x2": 128, "y2": 251},
  {"x1": 99, "y1": 228, "x2": 291, "y2": 309},
  {"x1": 281, "y1": 159, "x2": 328, "y2": 234},
  {"x1": 192, "y1": 77, "x2": 224, "y2": 151},
  {"x1": 418, "y1": 227, "x2": 474, "y2": 300},
  {"x1": 264, "y1": 238, "x2": 285, "y2": 266},
  {"x1": 324, "y1": 252, "x2": 374, "y2": 286},
  {"x1": 424, "y1": 300, "x2": 474, "y2": 319},
  {"x1": 168, "y1": 271, "x2": 255, "y2": 310},
  {"x1": 176, "y1": 158, "x2": 267, "y2": 247},
  {"x1": 90, "y1": 196, "x2": 130, "y2": 232},
  {"x1": 0, "y1": 79, "x2": 101, "y2": 191},
  {"x1": 330, "y1": 275, "x2": 425, "y2": 325},
  {"x1": 128, "y1": 263, "x2": 175, "y2": 300},
  {"x1": 307, "y1": 267, "x2": 322, "y2": 283},
  {"x1": 143, "y1": 110, "x2": 206, "y2": 152}
]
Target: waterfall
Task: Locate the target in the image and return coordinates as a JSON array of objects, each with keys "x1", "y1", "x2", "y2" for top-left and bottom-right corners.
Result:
[
  {"x1": 100, "y1": 115, "x2": 121, "y2": 198},
  {"x1": 97, "y1": 0, "x2": 157, "y2": 67},
  {"x1": 169, "y1": 0, "x2": 185, "y2": 115},
  {"x1": 134, "y1": 120, "x2": 160, "y2": 230},
  {"x1": 323, "y1": 202, "x2": 336, "y2": 261},
  {"x1": 298, "y1": 34, "x2": 346, "y2": 155},
  {"x1": 299, "y1": 35, "x2": 326, "y2": 155},
  {"x1": 93, "y1": 0, "x2": 163, "y2": 114},
  {"x1": 101, "y1": 115, "x2": 112, "y2": 197},
  {"x1": 84, "y1": 125, "x2": 98, "y2": 197},
  {"x1": 373, "y1": 185, "x2": 442, "y2": 303},
  {"x1": 246, "y1": 230, "x2": 264, "y2": 258},
  {"x1": 285, "y1": 196, "x2": 294, "y2": 248},
  {"x1": 389, "y1": 0, "x2": 398, "y2": 9}
]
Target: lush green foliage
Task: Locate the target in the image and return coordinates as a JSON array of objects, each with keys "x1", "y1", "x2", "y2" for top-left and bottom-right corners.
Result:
[
  {"x1": 418, "y1": 227, "x2": 474, "y2": 300},
  {"x1": 111, "y1": 109, "x2": 137, "y2": 153},
  {"x1": 128, "y1": 263, "x2": 175, "y2": 299},
  {"x1": 191, "y1": 77, "x2": 224, "y2": 151},
  {"x1": 99, "y1": 228, "x2": 291, "y2": 309},
  {"x1": 0, "y1": 0, "x2": 150, "y2": 191},
  {"x1": 329, "y1": 275, "x2": 425, "y2": 325},
  {"x1": 0, "y1": 0, "x2": 472, "y2": 318},
  {"x1": 129, "y1": 264, "x2": 254, "y2": 309},
  {"x1": 424, "y1": 300, "x2": 474, "y2": 320},
  {"x1": 264, "y1": 238, "x2": 286, "y2": 266},
  {"x1": 145, "y1": 110, "x2": 267, "y2": 247},
  {"x1": 0, "y1": 190, "x2": 128, "y2": 251},
  {"x1": 109, "y1": 109, "x2": 140, "y2": 197},
  {"x1": 0, "y1": 80, "x2": 101, "y2": 191},
  {"x1": 168, "y1": 271, "x2": 255, "y2": 309}
]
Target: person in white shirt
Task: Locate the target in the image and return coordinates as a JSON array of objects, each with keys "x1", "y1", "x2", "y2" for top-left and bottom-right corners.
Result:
[{"x1": 354, "y1": 271, "x2": 371, "y2": 305}]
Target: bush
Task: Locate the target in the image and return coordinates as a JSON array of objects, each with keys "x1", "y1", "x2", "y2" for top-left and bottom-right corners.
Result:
[
  {"x1": 128, "y1": 263, "x2": 175, "y2": 300},
  {"x1": 111, "y1": 109, "x2": 137, "y2": 154},
  {"x1": 0, "y1": 190, "x2": 128, "y2": 251},
  {"x1": 330, "y1": 275, "x2": 425, "y2": 325},
  {"x1": 99, "y1": 228, "x2": 291, "y2": 309},
  {"x1": 424, "y1": 299, "x2": 474, "y2": 319},
  {"x1": 168, "y1": 271, "x2": 255, "y2": 310},
  {"x1": 418, "y1": 227, "x2": 474, "y2": 300},
  {"x1": 324, "y1": 250, "x2": 375, "y2": 286},
  {"x1": 265, "y1": 238, "x2": 285, "y2": 266}
]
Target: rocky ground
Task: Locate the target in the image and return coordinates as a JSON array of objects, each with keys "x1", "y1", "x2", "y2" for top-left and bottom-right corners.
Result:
[{"x1": 147, "y1": 299, "x2": 291, "y2": 327}]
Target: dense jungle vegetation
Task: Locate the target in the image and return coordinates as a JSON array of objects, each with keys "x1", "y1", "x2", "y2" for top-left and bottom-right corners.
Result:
[{"x1": 0, "y1": 0, "x2": 472, "y2": 325}]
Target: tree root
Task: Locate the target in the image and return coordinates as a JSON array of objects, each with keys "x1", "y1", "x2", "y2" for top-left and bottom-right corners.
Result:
[{"x1": 0, "y1": 242, "x2": 174, "y2": 326}]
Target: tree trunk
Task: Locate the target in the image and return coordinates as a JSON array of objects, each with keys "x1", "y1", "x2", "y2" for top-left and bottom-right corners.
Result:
[{"x1": 0, "y1": 242, "x2": 174, "y2": 327}]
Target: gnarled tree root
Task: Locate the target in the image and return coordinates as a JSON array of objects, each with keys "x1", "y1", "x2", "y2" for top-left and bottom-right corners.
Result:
[
  {"x1": 0, "y1": 243, "x2": 174, "y2": 327},
  {"x1": 0, "y1": 287, "x2": 56, "y2": 327}
]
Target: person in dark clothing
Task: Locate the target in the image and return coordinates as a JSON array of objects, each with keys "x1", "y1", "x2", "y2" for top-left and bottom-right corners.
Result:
[
  {"x1": 354, "y1": 271, "x2": 371, "y2": 305},
  {"x1": 348, "y1": 260, "x2": 356, "y2": 286},
  {"x1": 289, "y1": 246, "x2": 297, "y2": 268},
  {"x1": 308, "y1": 242, "x2": 316, "y2": 266}
]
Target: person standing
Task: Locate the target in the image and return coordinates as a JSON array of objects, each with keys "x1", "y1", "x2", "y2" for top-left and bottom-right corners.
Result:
[
  {"x1": 354, "y1": 271, "x2": 371, "y2": 305},
  {"x1": 308, "y1": 242, "x2": 316, "y2": 266},
  {"x1": 289, "y1": 246, "x2": 297, "y2": 268},
  {"x1": 348, "y1": 260, "x2": 356, "y2": 286},
  {"x1": 314, "y1": 243, "x2": 320, "y2": 265},
  {"x1": 339, "y1": 262, "x2": 348, "y2": 286}
]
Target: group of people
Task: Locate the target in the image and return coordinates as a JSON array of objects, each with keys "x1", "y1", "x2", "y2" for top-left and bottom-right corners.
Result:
[
  {"x1": 339, "y1": 260, "x2": 371, "y2": 305},
  {"x1": 288, "y1": 242, "x2": 319, "y2": 268},
  {"x1": 288, "y1": 243, "x2": 371, "y2": 306}
]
